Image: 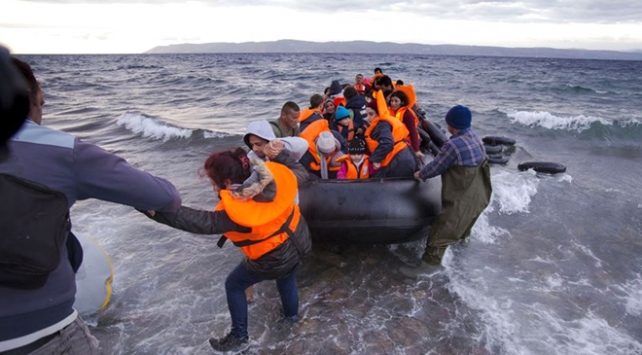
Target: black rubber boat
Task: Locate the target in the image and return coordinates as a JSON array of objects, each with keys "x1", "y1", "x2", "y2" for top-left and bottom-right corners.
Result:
[
  {"x1": 298, "y1": 168, "x2": 442, "y2": 245},
  {"x1": 297, "y1": 117, "x2": 446, "y2": 244}
]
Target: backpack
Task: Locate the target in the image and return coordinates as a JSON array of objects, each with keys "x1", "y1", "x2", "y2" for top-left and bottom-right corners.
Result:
[{"x1": 0, "y1": 173, "x2": 71, "y2": 289}]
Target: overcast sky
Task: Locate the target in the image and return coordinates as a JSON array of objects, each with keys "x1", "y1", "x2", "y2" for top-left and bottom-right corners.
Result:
[{"x1": 2, "y1": 0, "x2": 641, "y2": 54}]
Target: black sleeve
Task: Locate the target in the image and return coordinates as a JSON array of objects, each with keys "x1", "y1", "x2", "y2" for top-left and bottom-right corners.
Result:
[{"x1": 147, "y1": 206, "x2": 250, "y2": 235}]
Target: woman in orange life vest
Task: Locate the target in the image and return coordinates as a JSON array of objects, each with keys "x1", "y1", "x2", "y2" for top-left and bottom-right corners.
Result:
[
  {"x1": 337, "y1": 138, "x2": 375, "y2": 179},
  {"x1": 363, "y1": 90, "x2": 417, "y2": 178},
  {"x1": 389, "y1": 90, "x2": 424, "y2": 159},
  {"x1": 144, "y1": 148, "x2": 312, "y2": 352}
]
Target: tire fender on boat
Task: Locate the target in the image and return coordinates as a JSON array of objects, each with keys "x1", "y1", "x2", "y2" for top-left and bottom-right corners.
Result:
[
  {"x1": 518, "y1": 161, "x2": 567, "y2": 174},
  {"x1": 484, "y1": 144, "x2": 503, "y2": 154},
  {"x1": 482, "y1": 136, "x2": 516, "y2": 146},
  {"x1": 487, "y1": 154, "x2": 509, "y2": 164}
]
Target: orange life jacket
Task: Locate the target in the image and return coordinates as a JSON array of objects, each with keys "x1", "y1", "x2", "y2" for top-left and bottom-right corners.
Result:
[
  {"x1": 336, "y1": 119, "x2": 355, "y2": 142},
  {"x1": 365, "y1": 90, "x2": 409, "y2": 167},
  {"x1": 214, "y1": 162, "x2": 300, "y2": 260},
  {"x1": 354, "y1": 83, "x2": 366, "y2": 95},
  {"x1": 394, "y1": 84, "x2": 417, "y2": 108},
  {"x1": 343, "y1": 156, "x2": 370, "y2": 179},
  {"x1": 332, "y1": 97, "x2": 346, "y2": 108},
  {"x1": 395, "y1": 106, "x2": 419, "y2": 143},
  {"x1": 298, "y1": 119, "x2": 344, "y2": 172},
  {"x1": 298, "y1": 108, "x2": 323, "y2": 123}
]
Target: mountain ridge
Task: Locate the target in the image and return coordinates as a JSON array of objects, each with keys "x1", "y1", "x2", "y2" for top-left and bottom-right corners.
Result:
[{"x1": 145, "y1": 39, "x2": 642, "y2": 60}]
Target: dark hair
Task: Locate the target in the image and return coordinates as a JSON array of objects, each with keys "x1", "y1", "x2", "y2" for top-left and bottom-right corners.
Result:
[
  {"x1": 203, "y1": 148, "x2": 251, "y2": 188},
  {"x1": 375, "y1": 75, "x2": 393, "y2": 88},
  {"x1": 10, "y1": 56, "x2": 38, "y2": 106},
  {"x1": 395, "y1": 79, "x2": 404, "y2": 85},
  {"x1": 343, "y1": 86, "x2": 358, "y2": 100},
  {"x1": 1, "y1": 51, "x2": 29, "y2": 147},
  {"x1": 281, "y1": 101, "x2": 300, "y2": 114},
  {"x1": 390, "y1": 90, "x2": 409, "y2": 107},
  {"x1": 374, "y1": 67, "x2": 382, "y2": 74},
  {"x1": 310, "y1": 94, "x2": 324, "y2": 108}
]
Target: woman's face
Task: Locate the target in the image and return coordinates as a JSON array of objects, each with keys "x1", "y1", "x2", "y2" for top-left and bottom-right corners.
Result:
[
  {"x1": 325, "y1": 101, "x2": 336, "y2": 113},
  {"x1": 365, "y1": 107, "x2": 377, "y2": 121},
  {"x1": 389, "y1": 96, "x2": 402, "y2": 110}
]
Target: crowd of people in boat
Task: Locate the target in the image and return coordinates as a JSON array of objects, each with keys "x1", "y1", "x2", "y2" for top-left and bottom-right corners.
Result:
[{"x1": 249, "y1": 68, "x2": 431, "y2": 182}]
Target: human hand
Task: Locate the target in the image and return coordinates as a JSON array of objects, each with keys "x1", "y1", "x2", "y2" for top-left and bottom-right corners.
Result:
[
  {"x1": 415, "y1": 150, "x2": 425, "y2": 158},
  {"x1": 373, "y1": 162, "x2": 381, "y2": 170},
  {"x1": 146, "y1": 210, "x2": 156, "y2": 217},
  {"x1": 413, "y1": 171, "x2": 421, "y2": 180},
  {"x1": 264, "y1": 139, "x2": 284, "y2": 159},
  {"x1": 329, "y1": 153, "x2": 344, "y2": 167}
]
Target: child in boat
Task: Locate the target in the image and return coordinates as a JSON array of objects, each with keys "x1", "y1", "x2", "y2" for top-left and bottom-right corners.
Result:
[
  {"x1": 337, "y1": 139, "x2": 374, "y2": 179},
  {"x1": 331, "y1": 106, "x2": 355, "y2": 143}
]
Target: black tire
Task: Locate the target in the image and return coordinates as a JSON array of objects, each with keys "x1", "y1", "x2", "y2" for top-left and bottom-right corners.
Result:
[
  {"x1": 484, "y1": 144, "x2": 503, "y2": 154},
  {"x1": 518, "y1": 161, "x2": 566, "y2": 174},
  {"x1": 487, "y1": 154, "x2": 509, "y2": 165},
  {"x1": 483, "y1": 136, "x2": 516, "y2": 146}
]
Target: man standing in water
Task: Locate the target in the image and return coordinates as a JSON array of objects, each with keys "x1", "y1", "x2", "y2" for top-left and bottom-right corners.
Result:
[
  {"x1": 0, "y1": 57, "x2": 182, "y2": 354},
  {"x1": 400, "y1": 105, "x2": 492, "y2": 278},
  {"x1": 270, "y1": 101, "x2": 300, "y2": 138}
]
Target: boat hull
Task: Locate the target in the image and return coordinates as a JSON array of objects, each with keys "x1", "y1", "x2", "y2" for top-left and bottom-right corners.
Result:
[{"x1": 299, "y1": 177, "x2": 441, "y2": 244}]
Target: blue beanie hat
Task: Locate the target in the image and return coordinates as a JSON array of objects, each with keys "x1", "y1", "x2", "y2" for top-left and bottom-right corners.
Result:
[
  {"x1": 445, "y1": 105, "x2": 472, "y2": 130},
  {"x1": 335, "y1": 106, "x2": 350, "y2": 120}
]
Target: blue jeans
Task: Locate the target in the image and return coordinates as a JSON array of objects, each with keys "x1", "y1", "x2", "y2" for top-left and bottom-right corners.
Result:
[{"x1": 225, "y1": 262, "x2": 298, "y2": 338}]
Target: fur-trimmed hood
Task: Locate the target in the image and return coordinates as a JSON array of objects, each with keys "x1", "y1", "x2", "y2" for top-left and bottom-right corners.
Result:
[{"x1": 229, "y1": 158, "x2": 276, "y2": 202}]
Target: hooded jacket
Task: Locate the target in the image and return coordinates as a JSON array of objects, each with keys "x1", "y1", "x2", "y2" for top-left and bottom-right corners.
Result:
[{"x1": 244, "y1": 120, "x2": 308, "y2": 162}]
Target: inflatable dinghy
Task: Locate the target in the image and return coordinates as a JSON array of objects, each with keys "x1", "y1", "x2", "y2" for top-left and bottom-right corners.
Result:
[
  {"x1": 299, "y1": 176, "x2": 442, "y2": 244},
  {"x1": 74, "y1": 234, "x2": 113, "y2": 316}
]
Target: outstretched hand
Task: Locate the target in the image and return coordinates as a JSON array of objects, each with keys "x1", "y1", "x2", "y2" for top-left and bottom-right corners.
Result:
[{"x1": 264, "y1": 139, "x2": 284, "y2": 159}]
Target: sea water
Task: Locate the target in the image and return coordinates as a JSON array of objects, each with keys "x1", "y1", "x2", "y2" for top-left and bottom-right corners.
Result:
[{"x1": 19, "y1": 53, "x2": 642, "y2": 354}]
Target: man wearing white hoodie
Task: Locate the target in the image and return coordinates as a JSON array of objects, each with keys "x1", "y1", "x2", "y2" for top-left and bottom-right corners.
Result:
[{"x1": 243, "y1": 120, "x2": 309, "y2": 184}]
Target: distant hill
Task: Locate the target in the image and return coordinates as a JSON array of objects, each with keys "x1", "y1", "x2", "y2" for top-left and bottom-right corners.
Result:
[{"x1": 145, "y1": 39, "x2": 642, "y2": 61}]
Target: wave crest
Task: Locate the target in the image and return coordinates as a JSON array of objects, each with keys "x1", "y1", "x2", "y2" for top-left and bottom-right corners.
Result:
[
  {"x1": 116, "y1": 113, "x2": 192, "y2": 141},
  {"x1": 501, "y1": 108, "x2": 641, "y2": 132}
]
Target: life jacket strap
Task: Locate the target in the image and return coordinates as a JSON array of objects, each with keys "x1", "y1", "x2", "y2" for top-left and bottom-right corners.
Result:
[{"x1": 216, "y1": 207, "x2": 295, "y2": 248}]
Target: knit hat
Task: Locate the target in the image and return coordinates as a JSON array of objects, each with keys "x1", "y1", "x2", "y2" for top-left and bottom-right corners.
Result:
[
  {"x1": 366, "y1": 99, "x2": 378, "y2": 112},
  {"x1": 348, "y1": 139, "x2": 366, "y2": 155},
  {"x1": 335, "y1": 106, "x2": 350, "y2": 121},
  {"x1": 445, "y1": 105, "x2": 472, "y2": 130},
  {"x1": 316, "y1": 131, "x2": 337, "y2": 154}
]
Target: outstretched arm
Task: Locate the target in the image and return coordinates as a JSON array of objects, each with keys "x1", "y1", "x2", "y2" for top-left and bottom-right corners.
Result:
[{"x1": 145, "y1": 206, "x2": 250, "y2": 235}]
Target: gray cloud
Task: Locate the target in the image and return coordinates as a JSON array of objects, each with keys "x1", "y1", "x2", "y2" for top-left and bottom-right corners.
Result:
[{"x1": 20, "y1": 0, "x2": 642, "y2": 24}]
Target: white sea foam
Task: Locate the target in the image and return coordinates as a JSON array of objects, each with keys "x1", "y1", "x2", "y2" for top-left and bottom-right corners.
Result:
[
  {"x1": 449, "y1": 272, "x2": 642, "y2": 355},
  {"x1": 203, "y1": 130, "x2": 228, "y2": 139},
  {"x1": 490, "y1": 170, "x2": 540, "y2": 215},
  {"x1": 500, "y1": 108, "x2": 640, "y2": 132},
  {"x1": 614, "y1": 278, "x2": 642, "y2": 317},
  {"x1": 116, "y1": 113, "x2": 193, "y2": 141}
]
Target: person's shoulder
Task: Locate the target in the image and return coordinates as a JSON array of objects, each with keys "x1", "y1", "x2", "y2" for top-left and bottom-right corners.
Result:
[{"x1": 12, "y1": 120, "x2": 75, "y2": 149}]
